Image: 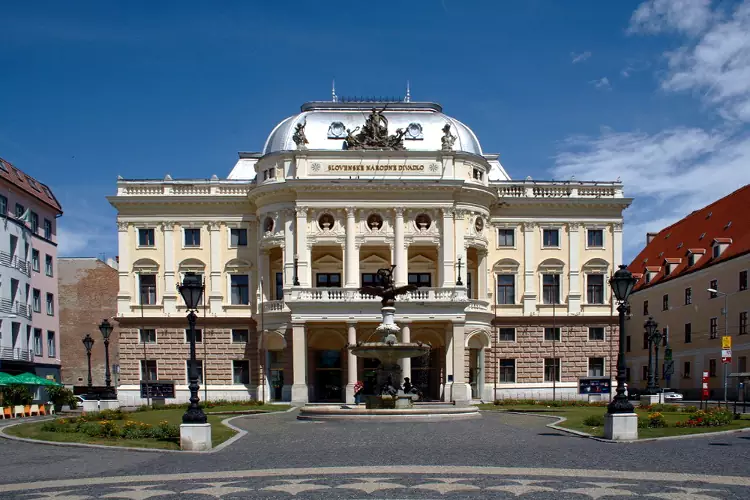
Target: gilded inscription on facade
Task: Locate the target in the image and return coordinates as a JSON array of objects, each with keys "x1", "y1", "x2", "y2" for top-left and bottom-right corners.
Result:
[{"x1": 325, "y1": 164, "x2": 426, "y2": 173}]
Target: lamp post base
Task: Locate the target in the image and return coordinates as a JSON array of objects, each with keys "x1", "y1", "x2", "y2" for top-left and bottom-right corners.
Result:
[
  {"x1": 640, "y1": 394, "x2": 659, "y2": 406},
  {"x1": 604, "y1": 412, "x2": 638, "y2": 440},
  {"x1": 180, "y1": 423, "x2": 212, "y2": 451}
]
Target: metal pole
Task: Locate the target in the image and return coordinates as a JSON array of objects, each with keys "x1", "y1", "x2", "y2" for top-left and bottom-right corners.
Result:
[
  {"x1": 493, "y1": 273, "x2": 498, "y2": 402},
  {"x1": 86, "y1": 348, "x2": 93, "y2": 394},
  {"x1": 647, "y1": 333, "x2": 655, "y2": 395},
  {"x1": 724, "y1": 292, "x2": 728, "y2": 405},
  {"x1": 607, "y1": 302, "x2": 634, "y2": 413},
  {"x1": 183, "y1": 310, "x2": 206, "y2": 424},
  {"x1": 260, "y1": 277, "x2": 266, "y2": 403},
  {"x1": 202, "y1": 291, "x2": 208, "y2": 404},
  {"x1": 140, "y1": 274, "x2": 150, "y2": 407},
  {"x1": 552, "y1": 298, "x2": 556, "y2": 401},
  {"x1": 103, "y1": 337, "x2": 113, "y2": 398}
]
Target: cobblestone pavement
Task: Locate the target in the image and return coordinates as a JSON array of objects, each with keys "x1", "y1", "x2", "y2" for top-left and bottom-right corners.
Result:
[{"x1": 1, "y1": 411, "x2": 749, "y2": 499}]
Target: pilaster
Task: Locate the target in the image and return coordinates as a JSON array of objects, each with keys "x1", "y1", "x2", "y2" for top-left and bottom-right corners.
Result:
[
  {"x1": 522, "y1": 222, "x2": 537, "y2": 315},
  {"x1": 162, "y1": 221, "x2": 177, "y2": 314},
  {"x1": 478, "y1": 249, "x2": 488, "y2": 300},
  {"x1": 568, "y1": 222, "x2": 581, "y2": 314},
  {"x1": 283, "y1": 210, "x2": 295, "y2": 288},
  {"x1": 345, "y1": 322, "x2": 357, "y2": 404},
  {"x1": 295, "y1": 206, "x2": 310, "y2": 287},
  {"x1": 116, "y1": 221, "x2": 131, "y2": 312},
  {"x1": 440, "y1": 208, "x2": 455, "y2": 287},
  {"x1": 344, "y1": 207, "x2": 358, "y2": 287},
  {"x1": 394, "y1": 208, "x2": 406, "y2": 286},
  {"x1": 208, "y1": 221, "x2": 223, "y2": 314},
  {"x1": 291, "y1": 322, "x2": 308, "y2": 405}
]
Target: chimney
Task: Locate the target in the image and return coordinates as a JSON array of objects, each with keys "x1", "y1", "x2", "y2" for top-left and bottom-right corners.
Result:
[
  {"x1": 647, "y1": 232, "x2": 658, "y2": 245},
  {"x1": 115, "y1": 255, "x2": 119, "y2": 263}
]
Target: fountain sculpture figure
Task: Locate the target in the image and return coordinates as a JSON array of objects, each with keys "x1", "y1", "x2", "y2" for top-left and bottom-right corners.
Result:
[{"x1": 350, "y1": 266, "x2": 431, "y2": 408}]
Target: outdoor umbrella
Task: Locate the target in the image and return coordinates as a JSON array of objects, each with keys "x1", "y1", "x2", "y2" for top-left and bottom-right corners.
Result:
[
  {"x1": 0, "y1": 372, "x2": 16, "y2": 386},
  {"x1": 11, "y1": 372, "x2": 61, "y2": 386}
]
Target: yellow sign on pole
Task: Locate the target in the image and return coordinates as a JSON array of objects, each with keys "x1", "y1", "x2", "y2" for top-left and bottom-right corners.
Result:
[{"x1": 722, "y1": 336, "x2": 732, "y2": 349}]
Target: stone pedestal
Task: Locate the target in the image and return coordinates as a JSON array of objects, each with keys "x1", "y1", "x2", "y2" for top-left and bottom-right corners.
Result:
[
  {"x1": 640, "y1": 394, "x2": 659, "y2": 406},
  {"x1": 99, "y1": 400, "x2": 120, "y2": 411},
  {"x1": 291, "y1": 384, "x2": 309, "y2": 406},
  {"x1": 345, "y1": 383, "x2": 356, "y2": 404},
  {"x1": 604, "y1": 413, "x2": 638, "y2": 441},
  {"x1": 450, "y1": 382, "x2": 473, "y2": 406},
  {"x1": 81, "y1": 400, "x2": 100, "y2": 414},
  {"x1": 180, "y1": 423, "x2": 212, "y2": 451}
]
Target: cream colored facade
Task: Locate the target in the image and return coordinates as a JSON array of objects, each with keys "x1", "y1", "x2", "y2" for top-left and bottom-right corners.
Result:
[{"x1": 109, "y1": 100, "x2": 631, "y2": 406}]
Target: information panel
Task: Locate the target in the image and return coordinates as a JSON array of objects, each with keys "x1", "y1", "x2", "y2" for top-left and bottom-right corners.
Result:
[
  {"x1": 578, "y1": 377, "x2": 612, "y2": 395},
  {"x1": 140, "y1": 380, "x2": 175, "y2": 399}
]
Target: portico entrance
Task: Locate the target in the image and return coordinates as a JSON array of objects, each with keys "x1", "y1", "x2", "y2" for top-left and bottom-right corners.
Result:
[{"x1": 314, "y1": 350, "x2": 343, "y2": 402}]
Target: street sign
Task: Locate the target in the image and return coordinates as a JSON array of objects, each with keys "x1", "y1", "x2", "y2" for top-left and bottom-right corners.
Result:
[
  {"x1": 664, "y1": 347, "x2": 673, "y2": 362},
  {"x1": 702, "y1": 371, "x2": 709, "y2": 399},
  {"x1": 722, "y1": 349, "x2": 732, "y2": 364},
  {"x1": 663, "y1": 360, "x2": 675, "y2": 377},
  {"x1": 722, "y1": 336, "x2": 732, "y2": 349}
]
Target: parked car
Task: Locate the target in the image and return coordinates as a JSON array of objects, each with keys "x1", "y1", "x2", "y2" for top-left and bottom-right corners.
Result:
[{"x1": 657, "y1": 388, "x2": 683, "y2": 402}]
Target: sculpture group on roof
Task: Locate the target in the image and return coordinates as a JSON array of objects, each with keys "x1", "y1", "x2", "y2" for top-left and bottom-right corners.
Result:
[{"x1": 344, "y1": 107, "x2": 407, "y2": 151}]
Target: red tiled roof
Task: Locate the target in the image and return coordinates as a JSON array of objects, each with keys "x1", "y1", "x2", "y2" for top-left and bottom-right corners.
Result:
[
  {"x1": 0, "y1": 157, "x2": 62, "y2": 213},
  {"x1": 645, "y1": 266, "x2": 661, "y2": 272},
  {"x1": 629, "y1": 184, "x2": 750, "y2": 291},
  {"x1": 664, "y1": 257, "x2": 682, "y2": 264}
]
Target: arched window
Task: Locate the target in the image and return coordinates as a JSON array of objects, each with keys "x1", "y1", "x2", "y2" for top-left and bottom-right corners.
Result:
[
  {"x1": 493, "y1": 259, "x2": 520, "y2": 305},
  {"x1": 538, "y1": 259, "x2": 565, "y2": 305},
  {"x1": 133, "y1": 258, "x2": 159, "y2": 305},
  {"x1": 582, "y1": 258, "x2": 609, "y2": 305}
]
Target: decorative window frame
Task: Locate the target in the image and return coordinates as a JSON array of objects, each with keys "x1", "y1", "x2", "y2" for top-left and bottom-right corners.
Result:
[
  {"x1": 182, "y1": 224, "x2": 203, "y2": 250},
  {"x1": 587, "y1": 357, "x2": 606, "y2": 377},
  {"x1": 495, "y1": 225, "x2": 517, "y2": 249},
  {"x1": 538, "y1": 259, "x2": 565, "y2": 304},
  {"x1": 584, "y1": 225, "x2": 606, "y2": 250},
  {"x1": 539, "y1": 225, "x2": 562, "y2": 250},
  {"x1": 133, "y1": 223, "x2": 158, "y2": 250}
]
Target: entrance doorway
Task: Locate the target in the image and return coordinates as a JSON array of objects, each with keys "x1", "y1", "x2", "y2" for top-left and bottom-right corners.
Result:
[
  {"x1": 314, "y1": 350, "x2": 343, "y2": 402},
  {"x1": 268, "y1": 350, "x2": 284, "y2": 401},
  {"x1": 469, "y1": 349, "x2": 480, "y2": 399},
  {"x1": 412, "y1": 349, "x2": 441, "y2": 401}
]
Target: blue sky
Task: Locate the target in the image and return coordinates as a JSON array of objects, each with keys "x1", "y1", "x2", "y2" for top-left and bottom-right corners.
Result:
[{"x1": 1, "y1": 0, "x2": 749, "y2": 260}]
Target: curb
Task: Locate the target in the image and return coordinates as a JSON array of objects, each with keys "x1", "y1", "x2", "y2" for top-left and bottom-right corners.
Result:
[
  {"x1": 0, "y1": 406, "x2": 295, "y2": 454},
  {"x1": 494, "y1": 409, "x2": 750, "y2": 443}
]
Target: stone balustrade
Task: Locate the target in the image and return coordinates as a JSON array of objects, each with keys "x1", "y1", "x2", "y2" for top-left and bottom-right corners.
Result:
[
  {"x1": 495, "y1": 181, "x2": 623, "y2": 199},
  {"x1": 288, "y1": 287, "x2": 469, "y2": 303}
]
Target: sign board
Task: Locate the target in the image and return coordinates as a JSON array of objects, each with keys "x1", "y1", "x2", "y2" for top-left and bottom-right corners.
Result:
[
  {"x1": 140, "y1": 380, "x2": 175, "y2": 399},
  {"x1": 664, "y1": 347, "x2": 673, "y2": 362},
  {"x1": 702, "y1": 371, "x2": 710, "y2": 399},
  {"x1": 722, "y1": 336, "x2": 732, "y2": 349},
  {"x1": 578, "y1": 377, "x2": 612, "y2": 395},
  {"x1": 722, "y1": 349, "x2": 732, "y2": 364},
  {"x1": 663, "y1": 360, "x2": 675, "y2": 377}
]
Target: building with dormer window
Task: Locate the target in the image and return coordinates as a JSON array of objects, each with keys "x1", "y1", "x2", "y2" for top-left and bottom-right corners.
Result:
[{"x1": 109, "y1": 98, "x2": 631, "y2": 406}]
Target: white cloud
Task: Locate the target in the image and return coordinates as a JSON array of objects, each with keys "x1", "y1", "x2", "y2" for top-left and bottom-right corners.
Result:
[
  {"x1": 55, "y1": 192, "x2": 117, "y2": 258},
  {"x1": 628, "y1": 0, "x2": 715, "y2": 36},
  {"x1": 571, "y1": 51, "x2": 592, "y2": 64},
  {"x1": 589, "y1": 77, "x2": 611, "y2": 90}
]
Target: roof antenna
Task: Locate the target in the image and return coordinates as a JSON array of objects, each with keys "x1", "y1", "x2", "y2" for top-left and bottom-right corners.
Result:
[
  {"x1": 332, "y1": 79, "x2": 338, "y2": 102},
  {"x1": 405, "y1": 80, "x2": 411, "y2": 103}
]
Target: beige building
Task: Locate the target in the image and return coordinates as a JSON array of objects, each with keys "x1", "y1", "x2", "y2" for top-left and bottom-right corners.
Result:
[
  {"x1": 625, "y1": 185, "x2": 750, "y2": 400},
  {"x1": 108, "y1": 99, "x2": 631, "y2": 406}
]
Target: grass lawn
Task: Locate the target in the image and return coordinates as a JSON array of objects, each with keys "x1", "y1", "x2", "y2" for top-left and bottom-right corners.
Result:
[
  {"x1": 476, "y1": 404, "x2": 750, "y2": 439},
  {"x1": 5, "y1": 404, "x2": 290, "y2": 450}
]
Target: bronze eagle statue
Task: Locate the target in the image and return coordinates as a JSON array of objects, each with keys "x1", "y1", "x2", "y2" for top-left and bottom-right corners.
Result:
[{"x1": 359, "y1": 266, "x2": 417, "y2": 307}]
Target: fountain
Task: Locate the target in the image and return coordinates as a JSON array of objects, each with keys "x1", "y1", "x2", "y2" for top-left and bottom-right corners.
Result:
[{"x1": 297, "y1": 266, "x2": 479, "y2": 420}]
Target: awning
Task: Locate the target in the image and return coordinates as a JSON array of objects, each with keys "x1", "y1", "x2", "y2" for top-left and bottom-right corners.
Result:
[
  {"x1": 11, "y1": 372, "x2": 61, "y2": 386},
  {"x1": 0, "y1": 372, "x2": 16, "y2": 386}
]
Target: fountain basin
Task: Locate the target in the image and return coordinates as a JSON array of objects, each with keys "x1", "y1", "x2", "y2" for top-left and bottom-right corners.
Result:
[
  {"x1": 349, "y1": 342, "x2": 430, "y2": 364},
  {"x1": 297, "y1": 403, "x2": 480, "y2": 421}
]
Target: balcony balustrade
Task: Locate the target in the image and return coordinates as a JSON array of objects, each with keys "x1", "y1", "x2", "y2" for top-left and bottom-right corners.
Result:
[
  {"x1": 0, "y1": 299, "x2": 32, "y2": 319},
  {"x1": 288, "y1": 286, "x2": 469, "y2": 303},
  {"x1": 0, "y1": 251, "x2": 30, "y2": 276},
  {"x1": 0, "y1": 347, "x2": 34, "y2": 361}
]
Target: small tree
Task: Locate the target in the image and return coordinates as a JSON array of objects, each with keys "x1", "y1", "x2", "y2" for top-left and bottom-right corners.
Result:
[
  {"x1": 1, "y1": 384, "x2": 33, "y2": 405},
  {"x1": 47, "y1": 386, "x2": 76, "y2": 411}
]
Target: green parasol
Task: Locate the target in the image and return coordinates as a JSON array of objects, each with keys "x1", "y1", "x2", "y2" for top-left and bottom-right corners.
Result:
[
  {"x1": 0, "y1": 372, "x2": 17, "y2": 386},
  {"x1": 11, "y1": 372, "x2": 61, "y2": 386}
]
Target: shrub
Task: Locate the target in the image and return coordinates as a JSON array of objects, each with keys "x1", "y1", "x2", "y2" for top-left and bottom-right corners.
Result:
[
  {"x1": 78, "y1": 409, "x2": 126, "y2": 422},
  {"x1": 646, "y1": 404, "x2": 681, "y2": 413},
  {"x1": 648, "y1": 412, "x2": 667, "y2": 428},
  {"x1": 46, "y1": 386, "x2": 77, "y2": 410},
  {"x1": 1, "y1": 384, "x2": 33, "y2": 405},
  {"x1": 583, "y1": 415, "x2": 605, "y2": 427},
  {"x1": 98, "y1": 420, "x2": 121, "y2": 438},
  {"x1": 675, "y1": 408, "x2": 734, "y2": 428},
  {"x1": 684, "y1": 405, "x2": 699, "y2": 413},
  {"x1": 147, "y1": 420, "x2": 179, "y2": 441}
]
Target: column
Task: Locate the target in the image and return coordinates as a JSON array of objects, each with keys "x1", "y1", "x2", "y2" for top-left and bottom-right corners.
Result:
[
  {"x1": 295, "y1": 207, "x2": 310, "y2": 287},
  {"x1": 394, "y1": 208, "x2": 406, "y2": 286},
  {"x1": 208, "y1": 222, "x2": 222, "y2": 314},
  {"x1": 440, "y1": 209, "x2": 455, "y2": 287},
  {"x1": 399, "y1": 322, "x2": 412, "y2": 382},
  {"x1": 442, "y1": 324, "x2": 454, "y2": 401},
  {"x1": 451, "y1": 321, "x2": 471, "y2": 404},
  {"x1": 344, "y1": 207, "x2": 358, "y2": 288},
  {"x1": 116, "y1": 222, "x2": 130, "y2": 312},
  {"x1": 162, "y1": 221, "x2": 177, "y2": 314},
  {"x1": 345, "y1": 322, "x2": 357, "y2": 404},
  {"x1": 523, "y1": 222, "x2": 537, "y2": 315},
  {"x1": 568, "y1": 223, "x2": 581, "y2": 314},
  {"x1": 478, "y1": 249, "x2": 488, "y2": 300},
  {"x1": 291, "y1": 323, "x2": 308, "y2": 405},
  {"x1": 283, "y1": 210, "x2": 295, "y2": 288}
]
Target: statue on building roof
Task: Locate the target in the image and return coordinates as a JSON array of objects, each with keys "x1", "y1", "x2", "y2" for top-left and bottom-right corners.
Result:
[
  {"x1": 441, "y1": 123, "x2": 456, "y2": 151},
  {"x1": 292, "y1": 120, "x2": 308, "y2": 150},
  {"x1": 343, "y1": 107, "x2": 406, "y2": 151}
]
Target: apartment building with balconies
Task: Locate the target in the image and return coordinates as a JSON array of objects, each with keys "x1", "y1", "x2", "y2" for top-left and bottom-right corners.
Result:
[{"x1": 0, "y1": 157, "x2": 62, "y2": 381}]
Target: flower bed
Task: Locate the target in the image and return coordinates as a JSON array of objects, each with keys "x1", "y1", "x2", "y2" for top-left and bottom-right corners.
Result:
[
  {"x1": 675, "y1": 408, "x2": 734, "y2": 428},
  {"x1": 493, "y1": 399, "x2": 608, "y2": 408},
  {"x1": 40, "y1": 414, "x2": 179, "y2": 441}
]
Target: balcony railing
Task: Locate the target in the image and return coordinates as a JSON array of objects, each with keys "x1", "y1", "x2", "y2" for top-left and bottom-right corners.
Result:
[
  {"x1": 0, "y1": 251, "x2": 30, "y2": 276},
  {"x1": 495, "y1": 181, "x2": 624, "y2": 199},
  {"x1": 288, "y1": 287, "x2": 469, "y2": 303},
  {"x1": 466, "y1": 299, "x2": 491, "y2": 312},
  {"x1": 0, "y1": 347, "x2": 34, "y2": 361},
  {"x1": 0, "y1": 299, "x2": 32, "y2": 319}
]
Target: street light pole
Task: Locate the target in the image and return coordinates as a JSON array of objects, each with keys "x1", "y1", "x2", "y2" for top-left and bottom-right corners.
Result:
[
  {"x1": 645, "y1": 317, "x2": 658, "y2": 395},
  {"x1": 178, "y1": 272, "x2": 207, "y2": 425},
  {"x1": 607, "y1": 265, "x2": 637, "y2": 415},
  {"x1": 708, "y1": 288, "x2": 730, "y2": 404},
  {"x1": 98, "y1": 319, "x2": 116, "y2": 400},
  {"x1": 82, "y1": 334, "x2": 95, "y2": 397}
]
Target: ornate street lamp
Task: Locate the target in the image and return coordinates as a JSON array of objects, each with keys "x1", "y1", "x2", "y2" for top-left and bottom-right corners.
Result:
[
  {"x1": 608, "y1": 265, "x2": 638, "y2": 414},
  {"x1": 98, "y1": 319, "x2": 116, "y2": 399},
  {"x1": 82, "y1": 334, "x2": 95, "y2": 396},
  {"x1": 644, "y1": 317, "x2": 659, "y2": 395},
  {"x1": 455, "y1": 257, "x2": 464, "y2": 287},
  {"x1": 177, "y1": 272, "x2": 207, "y2": 424},
  {"x1": 293, "y1": 253, "x2": 300, "y2": 286}
]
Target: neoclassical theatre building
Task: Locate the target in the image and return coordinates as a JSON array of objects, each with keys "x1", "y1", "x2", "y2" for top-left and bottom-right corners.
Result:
[{"x1": 109, "y1": 99, "x2": 631, "y2": 406}]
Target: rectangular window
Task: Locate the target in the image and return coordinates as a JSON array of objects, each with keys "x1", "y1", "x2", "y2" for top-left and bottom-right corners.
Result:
[
  {"x1": 140, "y1": 360, "x2": 157, "y2": 381},
  {"x1": 662, "y1": 327, "x2": 668, "y2": 347},
  {"x1": 139, "y1": 274, "x2": 157, "y2": 305},
  {"x1": 233, "y1": 360, "x2": 250, "y2": 384},
  {"x1": 230, "y1": 275, "x2": 249, "y2": 305},
  {"x1": 709, "y1": 280, "x2": 718, "y2": 298},
  {"x1": 32, "y1": 289, "x2": 41, "y2": 313},
  {"x1": 232, "y1": 329, "x2": 249, "y2": 343},
  {"x1": 626, "y1": 335, "x2": 631, "y2": 352},
  {"x1": 643, "y1": 332, "x2": 649, "y2": 349},
  {"x1": 33, "y1": 329, "x2": 43, "y2": 356},
  {"x1": 43, "y1": 219, "x2": 51, "y2": 239},
  {"x1": 185, "y1": 328, "x2": 203, "y2": 343},
  {"x1": 683, "y1": 361, "x2": 691, "y2": 379},
  {"x1": 139, "y1": 329, "x2": 156, "y2": 344},
  {"x1": 46, "y1": 293, "x2": 54, "y2": 315},
  {"x1": 587, "y1": 274, "x2": 604, "y2": 304},
  {"x1": 642, "y1": 366, "x2": 648, "y2": 381},
  {"x1": 588, "y1": 357, "x2": 605, "y2": 377},
  {"x1": 710, "y1": 317, "x2": 718, "y2": 339},
  {"x1": 542, "y1": 229, "x2": 559, "y2": 247},
  {"x1": 685, "y1": 323, "x2": 692, "y2": 343},
  {"x1": 496, "y1": 274, "x2": 515, "y2": 305},
  {"x1": 30, "y1": 211, "x2": 38, "y2": 233},
  {"x1": 47, "y1": 331, "x2": 55, "y2": 357},
  {"x1": 31, "y1": 249, "x2": 39, "y2": 272},
  {"x1": 544, "y1": 358, "x2": 560, "y2": 382},
  {"x1": 230, "y1": 228, "x2": 248, "y2": 246},
  {"x1": 713, "y1": 245, "x2": 720, "y2": 259},
  {"x1": 0, "y1": 194, "x2": 6, "y2": 215},
  {"x1": 542, "y1": 274, "x2": 560, "y2": 304},
  {"x1": 407, "y1": 273, "x2": 431, "y2": 288},
  {"x1": 588, "y1": 327, "x2": 605, "y2": 341},
  {"x1": 15, "y1": 203, "x2": 24, "y2": 218},
  {"x1": 184, "y1": 228, "x2": 201, "y2": 247},
  {"x1": 544, "y1": 327, "x2": 561, "y2": 342},
  {"x1": 186, "y1": 360, "x2": 203, "y2": 384},
  {"x1": 587, "y1": 229, "x2": 604, "y2": 248},
  {"x1": 740, "y1": 270, "x2": 748, "y2": 291},
  {"x1": 643, "y1": 300, "x2": 649, "y2": 316},
  {"x1": 499, "y1": 359, "x2": 515, "y2": 383},
  {"x1": 45, "y1": 255, "x2": 53, "y2": 276},
  {"x1": 138, "y1": 228, "x2": 155, "y2": 247},
  {"x1": 275, "y1": 272, "x2": 283, "y2": 301},
  {"x1": 317, "y1": 273, "x2": 342, "y2": 288},
  {"x1": 709, "y1": 359, "x2": 717, "y2": 377},
  {"x1": 740, "y1": 312, "x2": 748, "y2": 335},
  {"x1": 361, "y1": 273, "x2": 378, "y2": 286},
  {"x1": 685, "y1": 287, "x2": 692, "y2": 305},
  {"x1": 662, "y1": 294, "x2": 669, "y2": 311},
  {"x1": 498, "y1": 327, "x2": 516, "y2": 342},
  {"x1": 739, "y1": 356, "x2": 748, "y2": 373},
  {"x1": 498, "y1": 229, "x2": 515, "y2": 247}
]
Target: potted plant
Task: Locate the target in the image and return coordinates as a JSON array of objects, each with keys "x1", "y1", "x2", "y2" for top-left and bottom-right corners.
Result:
[{"x1": 47, "y1": 386, "x2": 75, "y2": 412}]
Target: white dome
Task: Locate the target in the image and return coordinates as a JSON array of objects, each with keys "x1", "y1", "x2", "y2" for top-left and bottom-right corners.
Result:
[{"x1": 263, "y1": 102, "x2": 483, "y2": 156}]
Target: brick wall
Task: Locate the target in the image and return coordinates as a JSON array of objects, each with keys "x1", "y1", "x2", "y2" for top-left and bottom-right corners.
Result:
[{"x1": 58, "y1": 259, "x2": 119, "y2": 386}]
